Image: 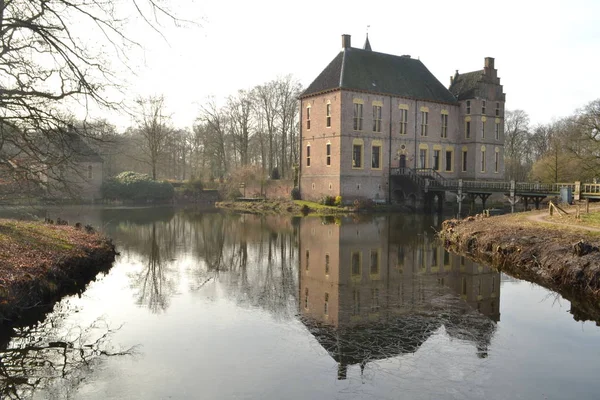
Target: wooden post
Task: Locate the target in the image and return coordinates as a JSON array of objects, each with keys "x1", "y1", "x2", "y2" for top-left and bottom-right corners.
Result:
[
  {"x1": 549, "y1": 202, "x2": 553, "y2": 216},
  {"x1": 574, "y1": 181, "x2": 581, "y2": 202},
  {"x1": 586, "y1": 198, "x2": 590, "y2": 213}
]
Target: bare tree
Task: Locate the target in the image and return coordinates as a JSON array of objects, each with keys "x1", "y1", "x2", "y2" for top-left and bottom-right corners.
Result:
[
  {"x1": 504, "y1": 110, "x2": 531, "y2": 181},
  {"x1": 227, "y1": 90, "x2": 254, "y2": 167},
  {"x1": 0, "y1": 0, "x2": 182, "y2": 197},
  {"x1": 197, "y1": 97, "x2": 230, "y2": 177},
  {"x1": 136, "y1": 95, "x2": 172, "y2": 180}
]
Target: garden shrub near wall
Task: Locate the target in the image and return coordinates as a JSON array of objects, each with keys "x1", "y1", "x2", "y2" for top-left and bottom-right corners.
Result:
[{"x1": 102, "y1": 171, "x2": 174, "y2": 203}]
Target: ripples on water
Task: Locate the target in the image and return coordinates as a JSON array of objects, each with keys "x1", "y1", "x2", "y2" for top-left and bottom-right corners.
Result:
[{"x1": 0, "y1": 207, "x2": 599, "y2": 399}]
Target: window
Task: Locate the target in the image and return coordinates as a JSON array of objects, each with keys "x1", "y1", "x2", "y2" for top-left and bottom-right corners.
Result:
[
  {"x1": 325, "y1": 254, "x2": 330, "y2": 275},
  {"x1": 352, "y1": 143, "x2": 363, "y2": 168},
  {"x1": 466, "y1": 100, "x2": 471, "y2": 114},
  {"x1": 351, "y1": 251, "x2": 361, "y2": 276},
  {"x1": 481, "y1": 147, "x2": 486, "y2": 172},
  {"x1": 466, "y1": 121, "x2": 471, "y2": 138},
  {"x1": 87, "y1": 165, "x2": 93, "y2": 179},
  {"x1": 371, "y1": 287, "x2": 382, "y2": 311},
  {"x1": 373, "y1": 105, "x2": 382, "y2": 132},
  {"x1": 399, "y1": 108, "x2": 408, "y2": 134},
  {"x1": 326, "y1": 103, "x2": 331, "y2": 127},
  {"x1": 482, "y1": 121, "x2": 485, "y2": 138},
  {"x1": 433, "y1": 150, "x2": 441, "y2": 171},
  {"x1": 305, "y1": 250, "x2": 310, "y2": 270},
  {"x1": 419, "y1": 148, "x2": 427, "y2": 168},
  {"x1": 353, "y1": 103, "x2": 363, "y2": 130},
  {"x1": 326, "y1": 143, "x2": 331, "y2": 166},
  {"x1": 495, "y1": 150, "x2": 499, "y2": 173},
  {"x1": 304, "y1": 288, "x2": 309, "y2": 309},
  {"x1": 462, "y1": 150, "x2": 468, "y2": 172},
  {"x1": 306, "y1": 145, "x2": 311, "y2": 167},
  {"x1": 495, "y1": 102, "x2": 500, "y2": 116},
  {"x1": 306, "y1": 107, "x2": 311, "y2": 130},
  {"x1": 371, "y1": 288, "x2": 380, "y2": 312},
  {"x1": 495, "y1": 122, "x2": 500, "y2": 140},
  {"x1": 482, "y1": 100, "x2": 486, "y2": 115},
  {"x1": 370, "y1": 250, "x2": 379, "y2": 275},
  {"x1": 441, "y1": 114, "x2": 448, "y2": 138},
  {"x1": 420, "y1": 111, "x2": 428, "y2": 136},
  {"x1": 443, "y1": 251, "x2": 451, "y2": 266},
  {"x1": 371, "y1": 145, "x2": 381, "y2": 169},
  {"x1": 353, "y1": 289, "x2": 360, "y2": 315},
  {"x1": 324, "y1": 293, "x2": 329, "y2": 315},
  {"x1": 445, "y1": 150, "x2": 453, "y2": 172}
]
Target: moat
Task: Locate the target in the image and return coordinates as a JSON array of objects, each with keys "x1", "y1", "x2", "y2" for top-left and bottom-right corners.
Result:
[{"x1": 1, "y1": 207, "x2": 599, "y2": 399}]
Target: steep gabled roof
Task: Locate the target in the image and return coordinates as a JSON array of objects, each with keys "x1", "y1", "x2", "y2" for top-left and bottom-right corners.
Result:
[
  {"x1": 64, "y1": 132, "x2": 103, "y2": 163},
  {"x1": 301, "y1": 47, "x2": 458, "y2": 104},
  {"x1": 448, "y1": 70, "x2": 484, "y2": 100}
]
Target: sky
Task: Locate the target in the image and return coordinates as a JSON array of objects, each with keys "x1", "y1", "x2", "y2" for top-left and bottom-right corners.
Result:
[{"x1": 107, "y1": 0, "x2": 600, "y2": 130}]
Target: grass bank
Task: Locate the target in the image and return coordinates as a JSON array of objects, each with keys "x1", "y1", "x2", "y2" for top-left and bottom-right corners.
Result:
[
  {"x1": 439, "y1": 211, "x2": 600, "y2": 316},
  {"x1": 0, "y1": 219, "x2": 117, "y2": 326}
]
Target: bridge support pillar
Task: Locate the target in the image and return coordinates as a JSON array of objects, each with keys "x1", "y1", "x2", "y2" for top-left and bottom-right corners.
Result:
[{"x1": 509, "y1": 180, "x2": 517, "y2": 213}]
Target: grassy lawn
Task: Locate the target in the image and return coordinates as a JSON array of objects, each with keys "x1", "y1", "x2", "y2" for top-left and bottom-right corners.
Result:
[{"x1": 293, "y1": 200, "x2": 346, "y2": 212}]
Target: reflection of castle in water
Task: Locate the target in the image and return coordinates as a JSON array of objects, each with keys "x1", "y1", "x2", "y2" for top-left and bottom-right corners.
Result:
[{"x1": 299, "y1": 216, "x2": 500, "y2": 379}]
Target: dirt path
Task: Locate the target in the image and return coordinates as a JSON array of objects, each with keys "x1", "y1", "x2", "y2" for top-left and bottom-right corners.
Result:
[{"x1": 525, "y1": 207, "x2": 600, "y2": 232}]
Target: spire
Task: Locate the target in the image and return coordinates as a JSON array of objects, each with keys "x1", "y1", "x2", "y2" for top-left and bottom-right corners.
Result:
[{"x1": 363, "y1": 32, "x2": 372, "y2": 51}]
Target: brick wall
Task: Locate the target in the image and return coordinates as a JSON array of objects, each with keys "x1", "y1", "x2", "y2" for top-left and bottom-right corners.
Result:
[{"x1": 244, "y1": 179, "x2": 294, "y2": 200}]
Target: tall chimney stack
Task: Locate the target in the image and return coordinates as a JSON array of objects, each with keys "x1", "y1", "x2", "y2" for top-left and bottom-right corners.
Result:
[
  {"x1": 342, "y1": 34, "x2": 351, "y2": 49},
  {"x1": 485, "y1": 57, "x2": 495, "y2": 69}
]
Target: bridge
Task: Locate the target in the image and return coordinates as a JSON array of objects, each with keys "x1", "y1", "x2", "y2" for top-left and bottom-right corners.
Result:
[{"x1": 390, "y1": 167, "x2": 600, "y2": 213}]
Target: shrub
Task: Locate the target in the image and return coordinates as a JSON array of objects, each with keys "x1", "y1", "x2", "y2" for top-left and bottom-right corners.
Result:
[
  {"x1": 334, "y1": 195, "x2": 342, "y2": 207},
  {"x1": 319, "y1": 195, "x2": 336, "y2": 206},
  {"x1": 270, "y1": 167, "x2": 280, "y2": 180},
  {"x1": 352, "y1": 198, "x2": 375, "y2": 212},
  {"x1": 291, "y1": 187, "x2": 301, "y2": 200},
  {"x1": 102, "y1": 171, "x2": 174, "y2": 203}
]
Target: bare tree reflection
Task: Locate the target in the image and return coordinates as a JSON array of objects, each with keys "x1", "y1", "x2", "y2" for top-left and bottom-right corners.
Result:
[
  {"x1": 129, "y1": 223, "x2": 178, "y2": 313},
  {"x1": 0, "y1": 302, "x2": 137, "y2": 400}
]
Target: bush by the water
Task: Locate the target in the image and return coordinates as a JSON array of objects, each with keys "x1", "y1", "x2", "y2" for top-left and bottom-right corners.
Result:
[
  {"x1": 291, "y1": 187, "x2": 301, "y2": 200},
  {"x1": 319, "y1": 195, "x2": 336, "y2": 206},
  {"x1": 102, "y1": 171, "x2": 174, "y2": 203}
]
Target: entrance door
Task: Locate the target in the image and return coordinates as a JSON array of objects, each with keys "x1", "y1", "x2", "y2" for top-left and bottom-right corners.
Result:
[{"x1": 399, "y1": 154, "x2": 406, "y2": 168}]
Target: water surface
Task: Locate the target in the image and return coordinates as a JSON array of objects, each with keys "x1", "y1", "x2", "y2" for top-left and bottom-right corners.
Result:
[{"x1": 1, "y1": 207, "x2": 599, "y2": 399}]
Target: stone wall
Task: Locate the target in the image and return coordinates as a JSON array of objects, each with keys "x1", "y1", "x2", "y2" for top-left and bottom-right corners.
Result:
[{"x1": 243, "y1": 179, "x2": 294, "y2": 200}]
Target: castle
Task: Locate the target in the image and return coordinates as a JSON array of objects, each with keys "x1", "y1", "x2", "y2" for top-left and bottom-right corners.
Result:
[{"x1": 299, "y1": 34, "x2": 506, "y2": 203}]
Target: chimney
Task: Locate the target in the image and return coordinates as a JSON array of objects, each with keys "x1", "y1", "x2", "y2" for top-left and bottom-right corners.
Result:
[
  {"x1": 341, "y1": 34, "x2": 351, "y2": 49},
  {"x1": 485, "y1": 57, "x2": 495, "y2": 69}
]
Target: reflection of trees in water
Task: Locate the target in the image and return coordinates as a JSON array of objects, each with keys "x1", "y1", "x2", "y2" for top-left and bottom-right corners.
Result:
[
  {"x1": 109, "y1": 211, "x2": 299, "y2": 318},
  {"x1": 0, "y1": 302, "x2": 136, "y2": 400},
  {"x1": 128, "y1": 222, "x2": 178, "y2": 313},
  {"x1": 187, "y1": 214, "x2": 299, "y2": 320}
]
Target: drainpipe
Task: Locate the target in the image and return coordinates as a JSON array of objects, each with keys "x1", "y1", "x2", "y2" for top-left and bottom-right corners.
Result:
[
  {"x1": 414, "y1": 100, "x2": 418, "y2": 169},
  {"x1": 298, "y1": 100, "x2": 303, "y2": 195},
  {"x1": 388, "y1": 95, "x2": 392, "y2": 204}
]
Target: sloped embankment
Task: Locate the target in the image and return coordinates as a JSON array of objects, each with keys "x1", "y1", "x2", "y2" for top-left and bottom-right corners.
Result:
[
  {"x1": 0, "y1": 219, "x2": 117, "y2": 325},
  {"x1": 439, "y1": 215, "x2": 600, "y2": 319}
]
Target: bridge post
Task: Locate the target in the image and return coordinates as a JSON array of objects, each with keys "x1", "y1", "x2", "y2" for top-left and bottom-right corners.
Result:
[
  {"x1": 456, "y1": 179, "x2": 465, "y2": 217},
  {"x1": 575, "y1": 181, "x2": 581, "y2": 201},
  {"x1": 509, "y1": 180, "x2": 517, "y2": 213}
]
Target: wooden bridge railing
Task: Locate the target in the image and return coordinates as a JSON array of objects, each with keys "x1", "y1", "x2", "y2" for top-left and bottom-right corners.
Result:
[{"x1": 390, "y1": 167, "x2": 600, "y2": 197}]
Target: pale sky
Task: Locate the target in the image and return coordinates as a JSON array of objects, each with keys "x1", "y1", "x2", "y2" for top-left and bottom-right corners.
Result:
[{"x1": 110, "y1": 0, "x2": 600, "y2": 130}]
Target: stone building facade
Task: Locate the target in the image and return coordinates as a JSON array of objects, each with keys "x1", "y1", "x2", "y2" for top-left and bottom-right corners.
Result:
[{"x1": 299, "y1": 34, "x2": 506, "y2": 203}]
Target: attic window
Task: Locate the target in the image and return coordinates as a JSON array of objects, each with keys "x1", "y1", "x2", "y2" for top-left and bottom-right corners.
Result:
[
  {"x1": 466, "y1": 100, "x2": 471, "y2": 115},
  {"x1": 326, "y1": 103, "x2": 331, "y2": 127},
  {"x1": 482, "y1": 100, "x2": 486, "y2": 115}
]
